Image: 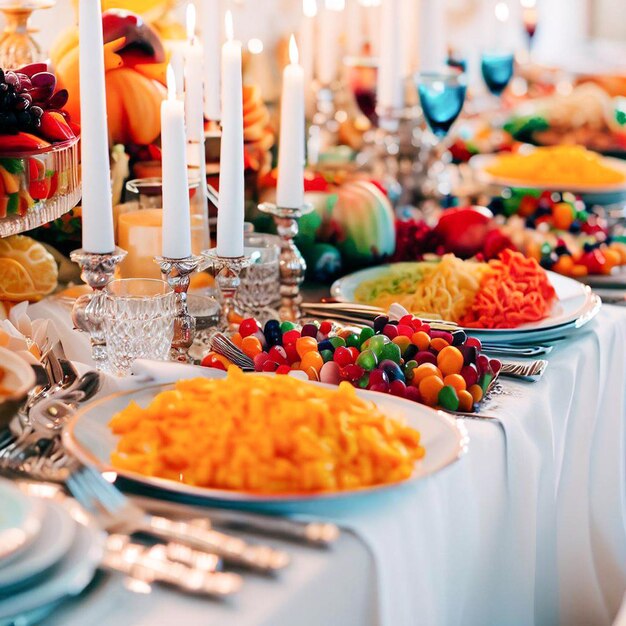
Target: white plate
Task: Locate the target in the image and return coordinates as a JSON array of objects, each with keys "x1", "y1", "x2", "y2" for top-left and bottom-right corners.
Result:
[
  {"x1": 0, "y1": 509, "x2": 103, "y2": 621},
  {"x1": 0, "y1": 479, "x2": 42, "y2": 566},
  {"x1": 0, "y1": 499, "x2": 77, "y2": 594},
  {"x1": 63, "y1": 375, "x2": 469, "y2": 506},
  {"x1": 469, "y1": 153, "x2": 626, "y2": 196},
  {"x1": 331, "y1": 264, "x2": 599, "y2": 334}
]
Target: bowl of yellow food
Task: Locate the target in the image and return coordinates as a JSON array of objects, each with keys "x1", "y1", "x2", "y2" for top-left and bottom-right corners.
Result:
[
  {"x1": 62, "y1": 368, "x2": 467, "y2": 509},
  {"x1": 0, "y1": 347, "x2": 36, "y2": 431}
]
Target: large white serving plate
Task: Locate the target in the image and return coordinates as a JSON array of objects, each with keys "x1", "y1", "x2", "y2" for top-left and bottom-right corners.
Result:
[
  {"x1": 331, "y1": 264, "x2": 600, "y2": 335},
  {"x1": 0, "y1": 479, "x2": 42, "y2": 566},
  {"x1": 469, "y1": 153, "x2": 626, "y2": 197},
  {"x1": 63, "y1": 375, "x2": 468, "y2": 506}
]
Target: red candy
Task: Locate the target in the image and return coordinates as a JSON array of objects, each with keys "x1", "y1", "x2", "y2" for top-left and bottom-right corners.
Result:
[
  {"x1": 347, "y1": 346, "x2": 360, "y2": 362},
  {"x1": 284, "y1": 343, "x2": 300, "y2": 364},
  {"x1": 239, "y1": 318, "x2": 259, "y2": 338},
  {"x1": 389, "y1": 380, "x2": 407, "y2": 398},
  {"x1": 283, "y1": 329, "x2": 301, "y2": 345},
  {"x1": 341, "y1": 364, "x2": 365, "y2": 382},
  {"x1": 460, "y1": 364, "x2": 479, "y2": 387},
  {"x1": 396, "y1": 324, "x2": 414, "y2": 338},
  {"x1": 383, "y1": 324, "x2": 399, "y2": 339},
  {"x1": 319, "y1": 320, "x2": 333, "y2": 335},
  {"x1": 276, "y1": 365, "x2": 291, "y2": 375},
  {"x1": 334, "y1": 346, "x2": 354, "y2": 367},
  {"x1": 465, "y1": 336, "x2": 482, "y2": 350},
  {"x1": 253, "y1": 352, "x2": 270, "y2": 371},
  {"x1": 262, "y1": 359, "x2": 278, "y2": 372},
  {"x1": 268, "y1": 345, "x2": 288, "y2": 365}
]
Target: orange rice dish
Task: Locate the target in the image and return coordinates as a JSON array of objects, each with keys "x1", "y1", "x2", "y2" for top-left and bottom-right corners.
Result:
[{"x1": 109, "y1": 368, "x2": 425, "y2": 494}]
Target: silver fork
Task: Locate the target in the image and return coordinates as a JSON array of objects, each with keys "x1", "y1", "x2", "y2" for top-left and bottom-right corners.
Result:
[{"x1": 66, "y1": 464, "x2": 290, "y2": 574}]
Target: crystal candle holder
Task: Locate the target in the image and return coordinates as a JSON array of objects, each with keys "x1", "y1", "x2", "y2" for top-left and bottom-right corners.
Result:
[
  {"x1": 70, "y1": 246, "x2": 127, "y2": 369},
  {"x1": 257, "y1": 202, "x2": 314, "y2": 321}
]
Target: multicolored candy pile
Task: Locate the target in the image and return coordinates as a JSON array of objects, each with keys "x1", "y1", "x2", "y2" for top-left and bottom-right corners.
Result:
[{"x1": 201, "y1": 315, "x2": 501, "y2": 413}]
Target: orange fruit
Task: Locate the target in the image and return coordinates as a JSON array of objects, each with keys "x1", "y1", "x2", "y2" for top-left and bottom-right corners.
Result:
[
  {"x1": 458, "y1": 390, "x2": 474, "y2": 412},
  {"x1": 437, "y1": 346, "x2": 464, "y2": 376},
  {"x1": 419, "y1": 375, "x2": 445, "y2": 406},
  {"x1": 443, "y1": 374, "x2": 466, "y2": 393},
  {"x1": 0, "y1": 235, "x2": 57, "y2": 301},
  {"x1": 411, "y1": 363, "x2": 443, "y2": 386}
]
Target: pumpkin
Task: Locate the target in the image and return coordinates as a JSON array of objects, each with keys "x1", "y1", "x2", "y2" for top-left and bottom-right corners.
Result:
[{"x1": 50, "y1": 10, "x2": 167, "y2": 146}]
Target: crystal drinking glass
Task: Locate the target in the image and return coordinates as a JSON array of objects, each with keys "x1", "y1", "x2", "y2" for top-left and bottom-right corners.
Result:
[
  {"x1": 104, "y1": 278, "x2": 176, "y2": 376},
  {"x1": 480, "y1": 50, "x2": 515, "y2": 97}
]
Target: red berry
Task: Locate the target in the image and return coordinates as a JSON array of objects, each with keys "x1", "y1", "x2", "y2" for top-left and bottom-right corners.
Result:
[
  {"x1": 239, "y1": 318, "x2": 259, "y2": 338},
  {"x1": 282, "y1": 329, "x2": 301, "y2": 345},
  {"x1": 276, "y1": 365, "x2": 291, "y2": 375},
  {"x1": 333, "y1": 346, "x2": 354, "y2": 367}
]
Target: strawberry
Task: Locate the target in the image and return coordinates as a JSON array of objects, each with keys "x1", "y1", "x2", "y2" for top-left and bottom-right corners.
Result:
[{"x1": 0, "y1": 132, "x2": 50, "y2": 152}]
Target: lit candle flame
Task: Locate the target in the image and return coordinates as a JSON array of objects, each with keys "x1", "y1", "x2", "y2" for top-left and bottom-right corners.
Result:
[
  {"x1": 495, "y1": 1, "x2": 510, "y2": 23},
  {"x1": 303, "y1": 0, "x2": 317, "y2": 17},
  {"x1": 166, "y1": 64, "x2": 176, "y2": 101},
  {"x1": 186, "y1": 3, "x2": 196, "y2": 42},
  {"x1": 289, "y1": 34, "x2": 299, "y2": 65},
  {"x1": 225, "y1": 10, "x2": 234, "y2": 42}
]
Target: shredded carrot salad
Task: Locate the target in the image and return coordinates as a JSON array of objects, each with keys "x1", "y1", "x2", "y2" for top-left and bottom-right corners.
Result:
[
  {"x1": 460, "y1": 249, "x2": 557, "y2": 329},
  {"x1": 109, "y1": 368, "x2": 425, "y2": 494}
]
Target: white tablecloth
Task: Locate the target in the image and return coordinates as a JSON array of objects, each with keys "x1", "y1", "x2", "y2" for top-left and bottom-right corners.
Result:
[{"x1": 29, "y1": 301, "x2": 626, "y2": 626}]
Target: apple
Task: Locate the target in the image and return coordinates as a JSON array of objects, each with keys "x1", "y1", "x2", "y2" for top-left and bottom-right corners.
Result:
[{"x1": 433, "y1": 206, "x2": 494, "y2": 258}]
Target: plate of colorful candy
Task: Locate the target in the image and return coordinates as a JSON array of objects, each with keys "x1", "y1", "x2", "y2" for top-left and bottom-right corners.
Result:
[
  {"x1": 331, "y1": 250, "x2": 600, "y2": 337},
  {"x1": 63, "y1": 369, "x2": 468, "y2": 507}
]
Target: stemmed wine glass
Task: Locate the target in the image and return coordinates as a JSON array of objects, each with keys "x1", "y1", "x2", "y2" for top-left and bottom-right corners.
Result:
[{"x1": 480, "y1": 50, "x2": 515, "y2": 97}]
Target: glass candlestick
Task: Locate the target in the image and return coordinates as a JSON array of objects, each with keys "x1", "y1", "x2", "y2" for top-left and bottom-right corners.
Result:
[
  {"x1": 154, "y1": 254, "x2": 202, "y2": 362},
  {"x1": 257, "y1": 202, "x2": 314, "y2": 322},
  {"x1": 202, "y1": 249, "x2": 251, "y2": 331},
  {"x1": 70, "y1": 246, "x2": 127, "y2": 369}
]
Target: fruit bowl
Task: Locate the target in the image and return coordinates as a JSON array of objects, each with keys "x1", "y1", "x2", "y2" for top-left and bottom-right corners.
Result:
[{"x1": 0, "y1": 135, "x2": 80, "y2": 237}]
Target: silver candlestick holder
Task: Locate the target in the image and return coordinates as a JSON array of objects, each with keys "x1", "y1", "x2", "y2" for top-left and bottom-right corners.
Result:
[
  {"x1": 202, "y1": 248, "x2": 251, "y2": 331},
  {"x1": 258, "y1": 202, "x2": 314, "y2": 321},
  {"x1": 70, "y1": 246, "x2": 127, "y2": 369},
  {"x1": 154, "y1": 254, "x2": 203, "y2": 362}
]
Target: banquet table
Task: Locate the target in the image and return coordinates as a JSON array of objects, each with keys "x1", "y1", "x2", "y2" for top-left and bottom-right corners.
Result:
[{"x1": 25, "y1": 299, "x2": 626, "y2": 626}]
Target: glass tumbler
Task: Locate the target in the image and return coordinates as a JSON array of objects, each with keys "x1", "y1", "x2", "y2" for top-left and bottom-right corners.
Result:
[{"x1": 104, "y1": 279, "x2": 177, "y2": 376}]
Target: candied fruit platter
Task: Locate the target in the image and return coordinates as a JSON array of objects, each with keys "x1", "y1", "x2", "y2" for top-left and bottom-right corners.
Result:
[
  {"x1": 0, "y1": 64, "x2": 81, "y2": 237},
  {"x1": 62, "y1": 368, "x2": 468, "y2": 506}
]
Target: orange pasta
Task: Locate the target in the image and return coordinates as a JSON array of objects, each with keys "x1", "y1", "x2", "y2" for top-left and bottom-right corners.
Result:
[{"x1": 460, "y1": 249, "x2": 557, "y2": 329}]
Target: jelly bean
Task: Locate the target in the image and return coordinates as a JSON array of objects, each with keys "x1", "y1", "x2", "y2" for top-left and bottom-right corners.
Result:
[
  {"x1": 285, "y1": 343, "x2": 300, "y2": 364},
  {"x1": 458, "y1": 345, "x2": 478, "y2": 366},
  {"x1": 262, "y1": 359, "x2": 279, "y2": 372},
  {"x1": 239, "y1": 318, "x2": 259, "y2": 338},
  {"x1": 404, "y1": 360, "x2": 418, "y2": 381},
  {"x1": 300, "y1": 350, "x2": 324, "y2": 372},
  {"x1": 419, "y1": 375, "x2": 445, "y2": 406},
  {"x1": 411, "y1": 331, "x2": 431, "y2": 352},
  {"x1": 241, "y1": 336, "x2": 263, "y2": 358},
  {"x1": 283, "y1": 329, "x2": 301, "y2": 345},
  {"x1": 489, "y1": 359, "x2": 502, "y2": 376},
  {"x1": 468, "y1": 384, "x2": 483, "y2": 403},
  {"x1": 253, "y1": 352, "x2": 270, "y2": 371},
  {"x1": 338, "y1": 329, "x2": 353, "y2": 340},
  {"x1": 437, "y1": 346, "x2": 464, "y2": 376},
  {"x1": 305, "y1": 366, "x2": 320, "y2": 381},
  {"x1": 387, "y1": 320, "x2": 399, "y2": 326},
  {"x1": 405, "y1": 386, "x2": 421, "y2": 403},
  {"x1": 320, "y1": 361, "x2": 341, "y2": 385},
  {"x1": 373, "y1": 315, "x2": 389, "y2": 333},
  {"x1": 288, "y1": 369, "x2": 309, "y2": 381},
  {"x1": 430, "y1": 337, "x2": 450, "y2": 352},
  {"x1": 403, "y1": 344, "x2": 418, "y2": 361},
  {"x1": 460, "y1": 364, "x2": 478, "y2": 388},
  {"x1": 301, "y1": 323, "x2": 319, "y2": 338},
  {"x1": 318, "y1": 339, "x2": 334, "y2": 352},
  {"x1": 359, "y1": 327, "x2": 375, "y2": 345},
  {"x1": 480, "y1": 372, "x2": 494, "y2": 394},
  {"x1": 333, "y1": 346, "x2": 354, "y2": 367},
  {"x1": 380, "y1": 342, "x2": 402, "y2": 364},
  {"x1": 399, "y1": 314, "x2": 415, "y2": 327},
  {"x1": 320, "y1": 349, "x2": 334, "y2": 363},
  {"x1": 457, "y1": 390, "x2": 474, "y2": 412},
  {"x1": 268, "y1": 345, "x2": 288, "y2": 365},
  {"x1": 369, "y1": 382, "x2": 389, "y2": 394},
  {"x1": 296, "y1": 336, "x2": 318, "y2": 358},
  {"x1": 253, "y1": 330, "x2": 267, "y2": 350},
  {"x1": 389, "y1": 380, "x2": 407, "y2": 398},
  {"x1": 263, "y1": 319, "x2": 280, "y2": 338},
  {"x1": 291, "y1": 361, "x2": 301, "y2": 369},
  {"x1": 264, "y1": 330, "x2": 282, "y2": 348},
  {"x1": 451, "y1": 330, "x2": 467, "y2": 346},
  {"x1": 465, "y1": 336, "x2": 482, "y2": 351},
  {"x1": 368, "y1": 369, "x2": 389, "y2": 387},
  {"x1": 329, "y1": 336, "x2": 346, "y2": 349},
  {"x1": 412, "y1": 363, "x2": 442, "y2": 385},
  {"x1": 421, "y1": 323, "x2": 431, "y2": 333},
  {"x1": 443, "y1": 374, "x2": 466, "y2": 393},
  {"x1": 438, "y1": 385, "x2": 460, "y2": 411},
  {"x1": 430, "y1": 330, "x2": 453, "y2": 344},
  {"x1": 379, "y1": 359, "x2": 405, "y2": 383},
  {"x1": 383, "y1": 324, "x2": 399, "y2": 339},
  {"x1": 415, "y1": 351, "x2": 437, "y2": 366},
  {"x1": 396, "y1": 324, "x2": 414, "y2": 338},
  {"x1": 368, "y1": 335, "x2": 388, "y2": 358},
  {"x1": 357, "y1": 374, "x2": 370, "y2": 389},
  {"x1": 276, "y1": 365, "x2": 291, "y2": 375},
  {"x1": 347, "y1": 346, "x2": 361, "y2": 362},
  {"x1": 319, "y1": 320, "x2": 333, "y2": 335},
  {"x1": 346, "y1": 333, "x2": 361, "y2": 348},
  {"x1": 341, "y1": 364, "x2": 365, "y2": 382},
  {"x1": 476, "y1": 354, "x2": 490, "y2": 376},
  {"x1": 392, "y1": 336, "x2": 411, "y2": 354},
  {"x1": 231, "y1": 332, "x2": 243, "y2": 348},
  {"x1": 410, "y1": 318, "x2": 423, "y2": 331},
  {"x1": 280, "y1": 321, "x2": 297, "y2": 333}
]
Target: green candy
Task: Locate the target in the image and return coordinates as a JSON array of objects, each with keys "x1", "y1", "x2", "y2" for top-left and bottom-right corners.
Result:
[
  {"x1": 359, "y1": 327, "x2": 375, "y2": 346},
  {"x1": 480, "y1": 372, "x2": 494, "y2": 394},
  {"x1": 357, "y1": 374, "x2": 370, "y2": 389},
  {"x1": 438, "y1": 385, "x2": 460, "y2": 411},
  {"x1": 320, "y1": 349, "x2": 334, "y2": 363},
  {"x1": 404, "y1": 359, "x2": 418, "y2": 381},
  {"x1": 367, "y1": 335, "x2": 388, "y2": 358},
  {"x1": 356, "y1": 349, "x2": 377, "y2": 371},
  {"x1": 280, "y1": 321, "x2": 297, "y2": 332},
  {"x1": 345, "y1": 333, "x2": 361, "y2": 348},
  {"x1": 380, "y1": 342, "x2": 402, "y2": 364},
  {"x1": 329, "y1": 336, "x2": 346, "y2": 349}
]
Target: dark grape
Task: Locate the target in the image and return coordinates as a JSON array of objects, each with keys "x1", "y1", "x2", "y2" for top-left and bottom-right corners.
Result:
[{"x1": 4, "y1": 72, "x2": 20, "y2": 89}]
